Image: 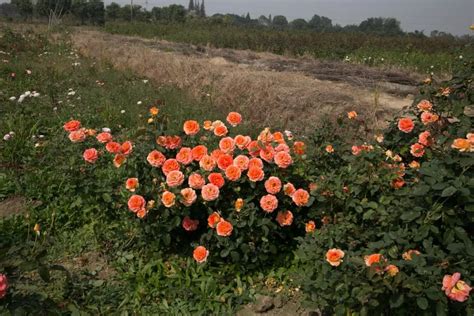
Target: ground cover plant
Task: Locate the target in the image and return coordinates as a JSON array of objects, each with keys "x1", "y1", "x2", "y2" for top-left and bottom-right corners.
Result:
[{"x1": 0, "y1": 24, "x2": 473, "y2": 315}]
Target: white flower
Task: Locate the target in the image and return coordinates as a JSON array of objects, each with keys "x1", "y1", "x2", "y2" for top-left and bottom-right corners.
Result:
[
  {"x1": 53, "y1": 107, "x2": 58, "y2": 111},
  {"x1": 39, "y1": 135, "x2": 44, "y2": 139},
  {"x1": 24, "y1": 91, "x2": 31, "y2": 97},
  {"x1": 459, "y1": 55, "x2": 463, "y2": 59},
  {"x1": 9, "y1": 131, "x2": 14, "y2": 135},
  {"x1": 102, "y1": 127, "x2": 111, "y2": 133},
  {"x1": 18, "y1": 95, "x2": 26, "y2": 103},
  {"x1": 26, "y1": 69, "x2": 32, "y2": 75},
  {"x1": 68, "y1": 91, "x2": 76, "y2": 96},
  {"x1": 9, "y1": 96, "x2": 16, "y2": 101},
  {"x1": 3, "y1": 134, "x2": 11, "y2": 141},
  {"x1": 137, "y1": 101, "x2": 142, "y2": 105},
  {"x1": 143, "y1": 80, "x2": 148, "y2": 83},
  {"x1": 121, "y1": 110, "x2": 126, "y2": 114}
]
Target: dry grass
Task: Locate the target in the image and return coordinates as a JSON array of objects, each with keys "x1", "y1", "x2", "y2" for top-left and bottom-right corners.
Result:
[{"x1": 72, "y1": 30, "x2": 414, "y2": 134}]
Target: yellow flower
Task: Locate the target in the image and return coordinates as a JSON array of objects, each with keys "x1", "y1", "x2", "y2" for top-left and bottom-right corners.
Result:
[
  {"x1": 147, "y1": 118, "x2": 154, "y2": 124},
  {"x1": 34, "y1": 223, "x2": 41, "y2": 236}
]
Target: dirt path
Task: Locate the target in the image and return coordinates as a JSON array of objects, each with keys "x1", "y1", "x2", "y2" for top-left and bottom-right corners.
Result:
[{"x1": 72, "y1": 30, "x2": 418, "y2": 134}]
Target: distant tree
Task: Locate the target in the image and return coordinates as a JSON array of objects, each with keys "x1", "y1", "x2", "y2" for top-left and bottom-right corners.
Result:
[
  {"x1": 272, "y1": 15, "x2": 288, "y2": 29},
  {"x1": 188, "y1": 0, "x2": 194, "y2": 11},
  {"x1": 199, "y1": 0, "x2": 205, "y2": 17},
  {"x1": 0, "y1": 2, "x2": 20, "y2": 18},
  {"x1": 36, "y1": 0, "x2": 71, "y2": 17},
  {"x1": 151, "y1": 6, "x2": 161, "y2": 20},
  {"x1": 106, "y1": 2, "x2": 120, "y2": 20},
  {"x1": 10, "y1": 0, "x2": 33, "y2": 19},
  {"x1": 308, "y1": 14, "x2": 332, "y2": 31},
  {"x1": 88, "y1": 0, "x2": 104, "y2": 25},
  {"x1": 359, "y1": 17, "x2": 403, "y2": 36},
  {"x1": 245, "y1": 12, "x2": 250, "y2": 21},
  {"x1": 159, "y1": 4, "x2": 186, "y2": 22},
  {"x1": 290, "y1": 18, "x2": 307, "y2": 30},
  {"x1": 258, "y1": 15, "x2": 270, "y2": 27}
]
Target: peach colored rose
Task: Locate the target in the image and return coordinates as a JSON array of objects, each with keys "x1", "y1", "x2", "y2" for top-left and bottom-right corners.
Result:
[
  {"x1": 157, "y1": 135, "x2": 182, "y2": 150},
  {"x1": 274, "y1": 151, "x2": 293, "y2": 168},
  {"x1": 442, "y1": 273, "x2": 472, "y2": 302},
  {"x1": 121, "y1": 141, "x2": 133, "y2": 155},
  {"x1": 305, "y1": 220, "x2": 316, "y2": 233},
  {"x1": 106, "y1": 141, "x2": 122, "y2": 154},
  {"x1": 326, "y1": 248, "x2": 345, "y2": 267},
  {"x1": 180, "y1": 188, "x2": 197, "y2": 206},
  {"x1": 83, "y1": 148, "x2": 98, "y2": 163},
  {"x1": 385, "y1": 265, "x2": 399, "y2": 277},
  {"x1": 188, "y1": 173, "x2": 206, "y2": 189},
  {"x1": 149, "y1": 106, "x2": 159, "y2": 116},
  {"x1": 203, "y1": 120, "x2": 212, "y2": 130},
  {"x1": 417, "y1": 99, "x2": 433, "y2": 112},
  {"x1": 234, "y1": 135, "x2": 251, "y2": 149},
  {"x1": 247, "y1": 140, "x2": 261, "y2": 157},
  {"x1": 402, "y1": 249, "x2": 421, "y2": 261},
  {"x1": 128, "y1": 195, "x2": 146, "y2": 213},
  {"x1": 147, "y1": 150, "x2": 166, "y2": 167},
  {"x1": 265, "y1": 176, "x2": 282, "y2": 194},
  {"x1": 126, "y1": 178, "x2": 139, "y2": 192},
  {"x1": 0, "y1": 274, "x2": 8, "y2": 299},
  {"x1": 347, "y1": 111, "x2": 357, "y2": 119},
  {"x1": 217, "y1": 154, "x2": 234, "y2": 171},
  {"x1": 161, "y1": 191, "x2": 176, "y2": 208},
  {"x1": 364, "y1": 253, "x2": 384, "y2": 267},
  {"x1": 208, "y1": 212, "x2": 221, "y2": 228},
  {"x1": 409, "y1": 160, "x2": 421, "y2": 169},
  {"x1": 273, "y1": 131, "x2": 285, "y2": 144},
  {"x1": 226, "y1": 112, "x2": 242, "y2": 127},
  {"x1": 248, "y1": 157, "x2": 263, "y2": 169},
  {"x1": 214, "y1": 124, "x2": 228, "y2": 137},
  {"x1": 211, "y1": 149, "x2": 225, "y2": 160},
  {"x1": 176, "y1": 147, "x2": 193, "y2": 165},
  {"x1": 293, "y1": 141, "x2": 305, "y2": 155},
  {"x1": 451, "y1": 138, "x2": 471, "y2": 152},
  {"x1": 421, "y1": 112, "x2": 439, "y2": 125},
  {"x1": 199, "y1": 155, "x2": 216, "y2": 171},
  {"x1": 225, "y1": 165, "x2": 242, "y2": 181},
  {"x1": 410, "y1": 143, "x2": 425, "y2": 157},
  {"x1": 136, "y1": 208, "x2": 147, "y2": 219},
  {"x1": 235, "y1": 198, "x2": 244, "y2": 212},
  {"x1": 234, "y1": 155, "x2": 250, "y2": 170},
  {"x1": 259, "y1": 145, "x2": 275, "y2": 163},
  {"x1": 398, "y1": 117, "x2": 414, "y2": 133},
  {"x1": 283, "y1": 183, "x2": 296, "y2": 197},
  {"x1": 63, "y1": 120, "x2": 81, "y2": 132},
  {"x1": 208, "y1": 172, "x2": 225, "y2": 188},
  {"x1": 193, "y1": 246, "x2": 209, "y2": 263},
  {"x1": 258, "y1": 128, "x2": 273, "y2": 144},
  {"x1": 219, "y1": 137, "x2": 235, "y2": 154},
  {"x1": 166, "y1": 170, "x2": 184, "y2": 187},
  {"x1": 182, "y1": 216, "x2": 199, "y2": 231},
  {"x1": 162, "y1": 159, "x2": 180, "y2": 176},
  {"x1": 201, "y1": 183, "x2": 220, "y2": 201},
  {"x1": 216, "y1": 219, "x2": 233, "y2": 237},
  {"x1": 192, "y1": 145, "x2": 208, "y2": 161},
  {"x1": 352, "y1": 145, "x2": 362, "y2": 156},
  {"x1": 391, "y1": 177, "x2": 405, "y2": 189},
  {"x1": 292, "y1": 189, "x2": 310, "y2": 207},
  {"x1": 274, "y1": 143, "x2": 290, "y2": 153},
  {"x1": 183, "y1": 120, "x2": 200, "y2": 135},
  {"x1": 325, "y1": 145, "x2": 334, "y2": 153},
  {"x1": 260, "y1": 194, "x2": 278, "y2": 213},
  {"x1": 247, "y1": 166, "x2": 264, "y2": 182},
  {"x1": 96, "y1": 132, "x2": 112, "y2": 143},
  {"x1": 113, "y1": 154, "x2": 126, "y2": 168},
  {"x1": 467, "y1": 133, "x2": 474, "y2": 144},
  {"x1": 418, "y1": 131, "x2": 433, "y2": 147},
  {"x1": 68, "y1": 129, "x2": 86, "y2": 143},
  {"x1": 276, "y1": 210, "x2": 293, "y2": 226}
]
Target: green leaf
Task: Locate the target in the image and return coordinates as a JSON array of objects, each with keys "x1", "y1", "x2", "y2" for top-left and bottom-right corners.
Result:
[
  {"x1": 441, "y1": 186, "x2": 457, "y2": 197},
  {"x1": 389, "y1": 293, "x2": 404, "y2": 308},
  {"x1": 417, "y1": 297, "x2": 429, "y2": 310},
  {"x1": 38, "y1": 265, "x2": 50, "y2": 282}
]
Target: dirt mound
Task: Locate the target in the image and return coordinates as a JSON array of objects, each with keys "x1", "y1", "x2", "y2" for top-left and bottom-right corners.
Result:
[{"x1": 72, "y1": 30, "x2": 416, "y2": 134}]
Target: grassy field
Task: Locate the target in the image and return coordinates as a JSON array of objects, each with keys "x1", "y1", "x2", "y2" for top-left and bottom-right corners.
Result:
[{"x1": 104, "y1": 21, "x2": 474, "y2": 74}]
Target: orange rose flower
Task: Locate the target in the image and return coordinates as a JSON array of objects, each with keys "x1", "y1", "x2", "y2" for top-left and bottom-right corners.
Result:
[
  {"x1": 402, "y1": 249, "x2": 421, "y2": 261},
  {"x1": 258, "y1": 128, "x2": 273, "y2": 144},
  {"x1": 193, "y1": 246, "x2": 209, "y2": 263},
  {"x1": 203, "y1": 120, "x2": 212, "y2": 130},
  {"x1": 416, "y1": 99, "x2": 433, "y2": 112},
  {"x1": 147, "y1": 150, "x2": 166, "y2": 167},
  {"x1": 247, "y1": 166, "x2": 264, "y2": 182},
  {"x1": 83, "y1": 148, "x2": 98, "y2": 163},
  {"x1": 326, "y1": 248, "x2": 345, "y2": 267},
  {"x1": 409, "y1": 160, "x2": 421, "y2": 169},
  {"x1": 325, "y1": 145, "x2": 334, "y2": 153},
  {"x1": 121, "y1": 141, "x2": 133, "y2": 155},
  {"x1": 274, "y1": 151, "x2": 293, "y2": 168},
  {"x1": 451, "y1": 138, "x2": 471, "y2": 152},
  {"x1": 149, "y1": 106, "x2": 159, "y2": 116},
  {"x1": 347, "y1": 111, "x2": 358, "y2": 119},
  {"x1": 126, "y1": 178, "x2": 139, "y2": 192},
  {"x1": 259, "y1": 145, "x2": 275, "y2": 163},
  {"x1": 176, "y1": 147, "x2": 193, "y2": 165},
  {"x1": 418, "y1": 131, "x2": 433, "y2": 147},
  {"x1": 292, "y1": 189, "x2": 310, "y2": 207},
  {"x1": 182, "y1": 216, "x2": 199, "y2": 231},
  {"x1": 216, "y1": 219, "x2": 233, "y2": 237},
  {"x1": 208, "y1": 172, "x2": 225, "y2": 188},
  {"x1": 275, "y1": 143, "x2": 290, "y2": 153},
  {"x1": 391, "y1": 177, "x2": 405, "y2": 189},
  {"x1": 211, "y1": 149, "x2": 225, "y2": 160},
  {"x1": 192, "y1": 145, "x2": 208, "y2": 161},
  {"x1": 225, "y1": 165, "x2": 242, "y2": 181},
  {"x1": 364, "y1": 253, "x2": 384, "y2": 267},
  {"x1": 226, "y1": 112, "x2": 242, "y2": 127},
  {"x1": 201, "y1": 183, "x2": 220, "y2": 201},
  {"x1": 276, "y1": 210, "x2": 293, "y2": 226},
  {"x1": 214, "y1": 124, "x2": 228, "y2": 137},
  {"x1": 260, "y1": 194, "x2": 278, "y2": 213},
  {"x1": 106, "y1": 141, "x2": 122, "y2": 154},
  {"x1": 283, "y1": 183, "x2": 296, "y2": 196},
  {"x1": 234, "y1": 135, "x2": 251, "y2": 149},
  {"x1": 128, "y1": 195, "x2": 146, "y2": 213},
  {"x1": 410, "y1": 143, "x2": 425, "y2": 157},
  {"x1": 273, "y1": 131, "x2": 285, "y2": 144},
  {"x1": 68, "y1": 129, "x2": 86, "y2": 143},
  {"x1": 305, "y1": 220, "x2": 316, "y2": 233},
  {"x1": 248, "y1": 157, "x2": 263, "y2": 169},
  {"x1": 161, "y1": 191, "x2": 176, "y2": 208},
  {"x1": 219, "y1": 137, "x2": 235, "y2": 154},
  {"x1": 208, "y1": 212, "x2": 221, "y2": 228},
  {"x1": 235, "y1": 198, "x2": 244, "y2": 212},
  {"x1": 398, "y1": 117, "x2": 414, "y2": 133},
  {"x1": 385, "y1": 265, "x2": 399, "y2": 277},
  {"x1": 63, "y1": 120, "x2": 81, "y2": 132},
  {"x1": 166, "y1": 170, "x2": 185, "y2": 187},
  {"x1": 136, "y1": 208, "x2": 147, "y2": 219},
  {"x1": 264, "y1": 176, "x2": 282, "y2": 194},
  {"x1": 113, "y1": 154, "x2": 127, "y2": 168},
  {"x1": 199, "y1": 155, "x2": 216, "y2": 171},
  {"x1": 96, "y1": 132, "x2": 112, "y2": 143},
  {"x1": 181, "y1": 188, "x2": 197, "y2": 206},
  {"x1": 162, "y1": 159, "x2": 180, "y2": 176},
  {"x1": 293, "y1": 141, "x2": 305, "y2": 155},
  {"x1": 188, "y1": 173, "x2": 206, "y2": 189},
  {"x1": 421, "y1": 112, "x2": 439, "y2": 125},
  {"x1": 183, "y1": 120, "x2": 200, "y2": 135},
  {"x1": 247, "y1": 140, "x2": 261, "y2": 157},
  {"x1": 217, "y1": 154, "x2": 234, "y2": 171},
  {"x1": 442, "y1": 273, "x2": 472, "y2": 302},
  {"x1": 234, "y1": 155, "x2": 250, "y2": 170}
]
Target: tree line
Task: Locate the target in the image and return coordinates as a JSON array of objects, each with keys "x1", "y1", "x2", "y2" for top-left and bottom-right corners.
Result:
[{"x1": 0, "y1": 0, "x2": 461, "y2": 38}]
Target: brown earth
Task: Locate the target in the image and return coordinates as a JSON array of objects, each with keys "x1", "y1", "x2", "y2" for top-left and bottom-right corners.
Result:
[{"x1": 71, "y1": 30, "x2": 419, "y2": 135}]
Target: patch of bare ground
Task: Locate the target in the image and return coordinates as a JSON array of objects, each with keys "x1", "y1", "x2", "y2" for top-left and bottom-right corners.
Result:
[
  {"x1": 72, "y1": 30, "x2": 417, "y2": 134},
  {"x1": 0, "y1": 196, "x2": 40, "y2": 218}
]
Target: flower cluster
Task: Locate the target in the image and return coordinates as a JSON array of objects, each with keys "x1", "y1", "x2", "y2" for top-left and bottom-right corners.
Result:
[{"x1": 0, "y1": 274, "x2": 7, "y2": 299}]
